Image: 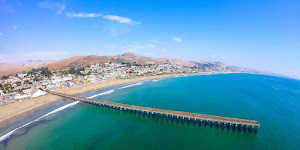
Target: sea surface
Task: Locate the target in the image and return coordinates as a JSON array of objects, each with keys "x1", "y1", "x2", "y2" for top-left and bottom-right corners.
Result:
[{"x1": 0, "y1": 73, "x2": 299, "y2": 150}]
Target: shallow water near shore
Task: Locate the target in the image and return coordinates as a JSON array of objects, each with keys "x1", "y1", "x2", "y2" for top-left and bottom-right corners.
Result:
[{"x1": 1, "y1": 73, "x2": 300, "y2": 150}]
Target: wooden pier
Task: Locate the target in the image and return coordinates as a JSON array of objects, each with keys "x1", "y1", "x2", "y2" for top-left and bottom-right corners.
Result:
[{"x1": 49, "y1": 91, "x2": 260, "y2": 132}]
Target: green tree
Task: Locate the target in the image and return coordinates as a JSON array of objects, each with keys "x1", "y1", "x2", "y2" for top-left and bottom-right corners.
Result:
[
  {"x1": 62, "y1": 70, "x2": 69, "y2": 76},
  {"x1": 27, "y1": 71, "x2": 33, "y2": 75},
  {"x1": 69, "y1": 68, "x2": 75, "y2": 74},
  {"x1": 41, "y1": 67, "x2": 52, "y2": 77}
]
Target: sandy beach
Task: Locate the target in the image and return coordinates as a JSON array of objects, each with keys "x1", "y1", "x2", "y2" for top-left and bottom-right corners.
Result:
[{"x1": 0, "y1": 74, "x2": 183, "y2": 125}]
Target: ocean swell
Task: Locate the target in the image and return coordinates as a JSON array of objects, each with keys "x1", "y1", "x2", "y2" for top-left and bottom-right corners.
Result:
[
  {"x1": 88, "y1": 90, "x2": 114, "y2": 99},
  {"x1": 118, "y1": 82, "x2": 143, "y2": 89},
  {"x1": 151, "y1": 79, "x2": 160, "y2": 82},
  {"x1": 0, "y1": 101, "x2": 79, "y2": 142}
]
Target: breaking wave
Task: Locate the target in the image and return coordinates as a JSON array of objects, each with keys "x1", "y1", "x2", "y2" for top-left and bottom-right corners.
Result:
[
  {"x1": 88, "y1": 90, "x2": 114, "y2": 99},
  {"x1": 118, "y1": 82, "x2": 143, "y2": 89},
  {"x1": 0, "y1": 101, "x2": 79, "y2": 142},
  {"x1": 151, "y1": 79, "x2": 160, "y2": 82}
]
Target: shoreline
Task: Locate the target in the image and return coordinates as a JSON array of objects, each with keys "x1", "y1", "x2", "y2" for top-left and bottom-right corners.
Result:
[
  {"x1": 0, "y1": 72, "x2": 256, "y2": 125},
  {"x1": 0, "y1": 73, "x2": 192, "y2": 125}
]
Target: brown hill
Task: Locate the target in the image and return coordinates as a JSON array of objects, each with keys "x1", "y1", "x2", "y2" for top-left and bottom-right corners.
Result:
[
  {"x1": 0, "y1": 61, "x2": 54, "y2": 77},
  {"x1": 158, "y1": 58, "x2": 229, "y2": 68},
  {"x1": 0, "y1": 53, "x2": 163, "y2": 77},
  {"x1": 45, "y1": 53, "x2": 163, "y2": 71},
  {"x1": 0, "y1": 52, "x2": 255, "y2": 78},
  {"x1": 158, "y1": 58, "x2": 198, "y2": 67}
]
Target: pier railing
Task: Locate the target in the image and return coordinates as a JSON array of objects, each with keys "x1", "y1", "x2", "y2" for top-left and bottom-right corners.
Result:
[{"x1": 49, "y1": 91, "x2": 260, "y2": 132}]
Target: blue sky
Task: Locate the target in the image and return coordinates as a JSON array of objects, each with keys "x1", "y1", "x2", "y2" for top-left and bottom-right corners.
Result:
[{"x1": 0, "y1": 0, "x2": 300, "y2": 79}]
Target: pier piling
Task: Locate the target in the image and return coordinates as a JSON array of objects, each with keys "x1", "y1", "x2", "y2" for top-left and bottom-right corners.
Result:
[{"x1": 49, "y1": 91, "x2": 260, "y2": 133}]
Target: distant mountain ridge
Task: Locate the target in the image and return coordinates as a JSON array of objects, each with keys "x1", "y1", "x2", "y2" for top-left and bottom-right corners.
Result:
[{"x1": 0, "y1": 53, "x2": 257, "y2": 77}]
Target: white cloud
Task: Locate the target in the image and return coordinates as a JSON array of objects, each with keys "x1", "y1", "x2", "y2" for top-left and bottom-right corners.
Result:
[
  {"x1": 172, "y1": 37, "x2": 182, "y2": 43},
  {"x1": 66, "y1": 12, "x2": 102, "y2": 18},
  {"x1": 64, "y1": 12, "x2": 140, "y2": 25},
  {"x1": 103, "y1": 15, "x2": 140, "y2": 25},
  {"x1": 150, "y1": 40, "x2": 159, "y2": 43},
  {"x1": 147, "y1": 44, "x2": 156, "y2": 48},
  {"x1": 37, "y1": 1, "x2": 66, "y2": 14},
  {"x1": 64, "y1": 13, "x2": 140, "y2": 36},
  {"x1": 0, "y1": 32, "x2": 2, "y2": 36}
]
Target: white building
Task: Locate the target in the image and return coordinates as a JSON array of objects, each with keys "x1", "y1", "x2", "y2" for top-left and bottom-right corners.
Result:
[
  {"x1": 15, "y1": 93, "x2": 30, "y2": 99},
  {"x1": 30, "y1": 88, "x2": 47, "y2": 98}
]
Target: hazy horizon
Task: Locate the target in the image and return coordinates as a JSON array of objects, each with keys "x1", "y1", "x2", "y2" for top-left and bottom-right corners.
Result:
[{"x1": 1, "y1": 0, "x2": 299, "y2": 79}]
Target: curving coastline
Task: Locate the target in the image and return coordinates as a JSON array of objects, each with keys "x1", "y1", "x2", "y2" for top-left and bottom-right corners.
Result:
[{"x1": 0, "y1": 73, "x2": 193, "y2": 125}]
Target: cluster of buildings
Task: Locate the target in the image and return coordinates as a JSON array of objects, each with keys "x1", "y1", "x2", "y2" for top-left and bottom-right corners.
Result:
[{"x1": 0, "y1": 62, "x2": 232, "y2": 105}]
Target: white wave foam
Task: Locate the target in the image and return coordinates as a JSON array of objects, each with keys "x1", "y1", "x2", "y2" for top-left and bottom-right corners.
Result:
[
  {"x1": 88, "y1": 90, "x2": 114, "y2": 99},
  {"x1": 151, "y1": 79, "x2": 160, "y2": 82},
  {"x1": 0, "y1": 101, "x2": 79, "y2": 142},
  {"x1": 118, "y1": 82, "x2": 143, "y2": 89}
]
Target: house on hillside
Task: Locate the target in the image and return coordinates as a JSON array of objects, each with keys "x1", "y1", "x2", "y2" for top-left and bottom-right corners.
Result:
[
  {"x1": 18, "y1": 73, "x2": 27, "y2": 78},
  {"x1": 146, "y1": 62, "x2": 156, "y2": 66}
]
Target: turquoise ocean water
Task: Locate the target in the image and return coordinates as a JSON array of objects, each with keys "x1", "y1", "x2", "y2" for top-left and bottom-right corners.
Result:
[{"x1": 0, "y1": 73, "x2": 299, "y2": 150}]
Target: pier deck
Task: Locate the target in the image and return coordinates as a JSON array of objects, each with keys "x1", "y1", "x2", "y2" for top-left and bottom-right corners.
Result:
[{"x1": 49, "y1": 91, "x2": 260, "y2": 132}]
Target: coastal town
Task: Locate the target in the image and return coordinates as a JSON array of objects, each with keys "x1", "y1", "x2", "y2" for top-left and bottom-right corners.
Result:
[{"x1": 0, "y1": 62, "x2": 242, "y2": 105}]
